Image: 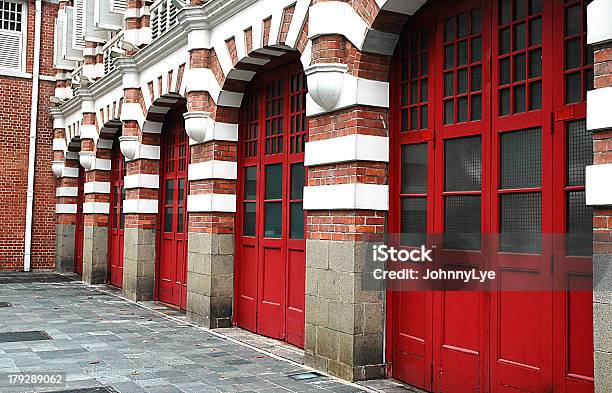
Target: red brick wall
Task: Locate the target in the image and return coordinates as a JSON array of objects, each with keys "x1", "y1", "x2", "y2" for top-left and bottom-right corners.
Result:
[{"x1": 0, "y1": 1, "x2": 57, "y2": 270}]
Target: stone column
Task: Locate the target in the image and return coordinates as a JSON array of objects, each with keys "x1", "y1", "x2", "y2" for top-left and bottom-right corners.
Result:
[
  {"x1": 303, "y1": 31, "x2": 390, "y2": 381},
  {"x1": 79, "y1": 100, "x2": 112, "y2": 284},
  {"x1": 55, "y1": 150, "x2": 80, "y2": 273},
  {"x1": 183, "y1": 28, "x2": 237, "y2": 328},
  {"x1": 586, "y1": 2, "x2": 612, "y2": 391},
  {"x1": 124, "y1": 0, "x2": 151, "y2": 51},
  {"x1": 118, "y1": 59, "x2": 159, "y2": 301}
]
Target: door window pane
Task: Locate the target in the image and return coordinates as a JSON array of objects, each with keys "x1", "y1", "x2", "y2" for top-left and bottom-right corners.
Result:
[
  {"x1": 500, "y1": 128, "x2": 542, "y2": 189},
  {"x1": 265, "y1": 202, "x2": 282, "y2": 238},
  {"x1": 567, "y1": 120, "x2": 592, "y2": 186},
  {"x1": 290, "y1": 202, "x2": 304, "y2": 240},
  {"x1": 265, "y1": 164, "x2": 283, "y2": 200},
  {"x1": 244, "y1": 202, "x2": 256, "y2": 236},
  {"x1": 500, "y1": 192, "x2": 542, "y2": 253},
  {"x1": 291, "y1": 163, "x2": 305, "y2": 200},
  {"x1": 165, "y1": 180, "x2": 174, "y2": 205},
  {"x1": 177, "y1": 207, "x2": 184, "y2": 233},
  {"x1": 445, "y1": 136, "x2": 482, "y2": 192},
  {"x1": 566, "y1": 191, "x2": 593, "y2": 256},
  {"x1": 444, "y1": 195, "x2": 481, "y2": 250},
  {"x1": 164, "y1": 207, "x2": 173, "y2": 233},
  {"x1": 401, "y1": 197, "x2": 427, "y2": 246},
  {"x1": 244, "y1": 166, "x2": 257, "y2": 200},
  {"x1": 401, "y1": 143, "x2": 428, "y2": 194}
]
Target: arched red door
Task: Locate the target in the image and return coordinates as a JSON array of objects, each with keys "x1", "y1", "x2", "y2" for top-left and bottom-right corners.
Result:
[
  {"x1": 389, "y1": 1, "x2": 594, "y2": 392},
  {"x1": 108, "y1": 139, "x2": 125, "y2": 288},
  {"x1": 74, "y1": 166, "x2": 85, "y2": 275},
  {"x1": 157, "y1": 105, "x2": 189, "y2": 309},
  {"x1": 236, "y1": 60, "x2": 307, "y2": 347}
]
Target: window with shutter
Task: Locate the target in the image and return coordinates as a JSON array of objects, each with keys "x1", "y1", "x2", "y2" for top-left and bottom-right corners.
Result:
[{"x1": 0, "y1": 0, "x2": 25, "y2": 72}]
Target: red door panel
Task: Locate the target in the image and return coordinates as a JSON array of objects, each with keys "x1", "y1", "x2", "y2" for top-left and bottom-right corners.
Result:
[
  {"x1": 74, "y1": 167, "x2": 85, "y2": 275},
  {"x1": 157, "y1": 105, "x2": 189, "y2": 310},
  {"x1": 108, "y1": 140, "x2": 125, "y2": 288},
  {"x1": 235, "y1": 62, "x2": 307, "y2": 347},
  {"x1": 389, "y1": 1, "x2": 593, "y2": 392}
]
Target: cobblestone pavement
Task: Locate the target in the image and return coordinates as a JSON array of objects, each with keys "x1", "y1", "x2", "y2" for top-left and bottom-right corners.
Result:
[{"x1": 0, "y1": 272, "x2": 378, "y2": 393}]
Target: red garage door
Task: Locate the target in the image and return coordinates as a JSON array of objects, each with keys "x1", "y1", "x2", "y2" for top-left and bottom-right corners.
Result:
[
  {"x1": 157, "y1": 105, "x2": 189, "y2": 309},
  {"x1": 389, "y1": 1, "x2": 593, "y2": 392},
  {"x1": 74, "y1": 166, "x2": 85, "y2": 275},
  {"x1": 235, "y1": 60, "x2": 307, "y2": 347},
  {"x1": 108, "y1": 139, "x2": 125, "y2": 288}
]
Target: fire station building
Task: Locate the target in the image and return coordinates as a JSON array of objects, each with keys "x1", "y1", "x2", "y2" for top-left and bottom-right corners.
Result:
[{"x1": 2, "y1": 0, "x2": 612, "y2": 391}]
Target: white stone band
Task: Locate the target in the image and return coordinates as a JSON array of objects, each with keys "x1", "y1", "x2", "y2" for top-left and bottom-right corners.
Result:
[
  {"x1": 303, "y1": 183, "x2": 389, "y2": 211},
  {"x1": 84, "y1": 182, "x2": 111, "y2": 194},
  {"x1": 305, "y1": 134, "x2": 389, "y2": 166},
  {"x1": 188, "y1": 160, "x2": 237, "y2": 181},
  {"x1": 56, "y1": 187, "x2": 78, "y2": 197},
  {"x1": 187, "y1": 194, "x2": 236, "y2": 213},
  {"x1": 123, "y1": 199, "x2": 159, "y2": 214},
  {"x1": 124, "y1": 174, "x2": 160, "y2": 189},
  {"x1": 587, "y1": 87, "x2": 612, "y2": 131},
  {"x1": 56, "y1": 204, "x2": 77, "y2": 214},
  {"x1": 586, "y1": 164, "x2": 612, "y2": 206},
  {"x1": 83, "y1": 202, "x2": 110, "y2": 214}
]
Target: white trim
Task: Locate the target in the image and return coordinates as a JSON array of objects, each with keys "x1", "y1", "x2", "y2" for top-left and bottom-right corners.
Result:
[
  {"x1": 92, "y1": 158, "x2": 112, "y2": 171},
  {"x1": 131, "y1": 144, "x2": 161, "y2": 161},
  {"x1": 124, "y1": 174, "x2": 160, "y2": 189},
  {"x1": 586, "y1": 164, "x2": 612, "y2": 206},
  {"x1": 306, "y1": 74, "x2": 389, "y2": 116},
  {"x1": 187, "y1": 193, "x2": 236, "y2": 213},
  {"x1": 587, "y1": 0, "x2": 612, "y2": 45},
  {"x1": 188, "y1": 160, "x2": 237, "y2": 181},
  {"x1": 80, "y1": 124, "x2": 98, "y2": 139},
  {"x1": 83, "y1": 202, "x2": 110, "y2": 214},
  {"x1": 305, "y1": 135, "x2": 389, "y2": 166},
  {"x1": 587, "y1": 87, "x2": 612, "y2": 131},
  {"x1": 309, "y1": 1, "x2": 368, "y2": 50},
  {"x1": 56, "y1": 204, "x2": 77, "y2": 214},
  {"x1": 84, "y1": 181, "x2": 111, "y2": 194},
  {"x1": 123, "y1": 199, "x2": 159, "y2": 214},
  {"x1": 53, "y1": 138, "x2": 68, "y2": 151},
  {"x1": 56, "y1": 186, "x2": 78, "y2": 197},
  {"x1": 62, "y1": 166, "x2": 80, "y2": 178},
  {"x1": 188, "y1": 121, "x2": 239, "y2": 145},
  {"x1": 303, "y1": 183, "x2": 389, "y2": 211},
  {"x1": 120, "y1": 102, "x2": 145, "y2": 128}
]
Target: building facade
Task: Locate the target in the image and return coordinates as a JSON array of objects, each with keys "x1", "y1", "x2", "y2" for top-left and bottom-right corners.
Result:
[{"x1": 3, "y1": 0, "x2": 609, "y2": 391}]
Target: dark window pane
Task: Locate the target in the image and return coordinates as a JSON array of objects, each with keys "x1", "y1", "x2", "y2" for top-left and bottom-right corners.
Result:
[
  {"x1": 457, "y1": 69, "x2": 468, "y2": 94},
  {"x1": 458, "y1": 13, "x2": 468, "y2": 38},
  {"x1": 444, "y1": 72, "x2": 454, "y2": 97},
  {"x1": 444, "y1": 195, "x2": 481, "y2": 250},
  {"x1": 457, "y1": 97, "x2": 468, "y2": 123},
  {"x1": 515, "y1": 0, "x2": 526, "y2": 19},
  {"x1": 500, "y1": 88, "x2": 511, "y2": 116},
  {"x1": 445, "y1": 135, "x2": 482, "y2": 192},
  {"x1": 500, "y1": 0, "x2": 511, "y2": 24},
  {"x1": 177, "y1": 207, "x2": 184, "y2": 233},
  {"x1": 500, "y1": 28, "x2": 511, "y2": 55},
  {"x1": 401, "y1": 197, "x2": 427, "y2": 246},
  {"x1": 529, "y1": 0, "x2": 542, "y2": 14},
  {"x1": 565, "y1": 38, "x2": 582, "y2": 70},
  {"x1": 529, "y1": 49, "x2": 542, "y2": 77},
  {"x1": 471, "y1": 37, "x2": 482, "y2": 62},
  {"x1": 290, "y1": 202, "x2": 304, "y2": 240},
  {"x1": 164, "y1": 207, "x2": 173, "y2": 233},
  {"x1": 178, "y1": 179, "x2": 185, "y2": 205},
  {"x1": 411, "y1": 82, "x2": 418, "y2": 104},
  {"x1": 445, "y1": 45, "x2": 455, "y2": 69},
  {"x1": 500, "y1": 58, "x2": 511, "y2": 85},
  {"x1": 421, "y1": 79, "x2": 428, "y2": 101},
  {"x1": 472, "y1": 8, "x2": 482, "y2": 34},
  {"x1": 471, "y1": 94, "x2": 482, "y2": 120},
  {"x1": 401, "y1": 84, "x2": 408, "y2": 105},
  {"x1": 501, "y1": 127, "x2": 542, "y2": 189},
  {"x1": 514, "y1": 53, "x2": 526, "y2": 81},
  {"x1": 567, "y1": 120, "x2": 592, "y2": 186},
  {"x1": 566, "y1": 191, "x2": 593, "y2": 256},
  {"x1": 458, "y1": 41, "x2": 469, "y2": 66},
  {"x1": 529, "y1": 81, "x2": 542, "y2": 110},
  {"x1": 420, "y1": 53, "x2": 428, "y2": 76},
  {"x1": 471, "y1": 66, "x2": 482, "y2": 91},
  {"x1": 165, "y1": 180, "x2": 174, "y2": 205},
  {"x1": 265, "y1": 164, "x2": 282, "y2": 200},
  {"x1": 445, "y1": 100, "x2": 455, "y2": 125},
  {"x1": 529, "y1": 17, "x2": 542, "y2": 46},
  {"x1": 244, "y1": 167, "x2": 257, "y2": 200},
  {"x1": 410, "y1": 107, "x2": 418, "y2": 130},
  {"x1": 500, "y1": 193, "x2": 542, "y2": 254},
  {"x1": 402, "y1": 143, "x2": 428, "y2": 194},
  {"x1": 264, "y1": 202, "x2": 282, "y2": 238},
  {"x1": 401, "y1": 109, "x2": 408, "y2": 131},
  {"x1": 514, "y1": 84, "x2": 526, "y2": 113},
  {"x1": 514, "y1": 23, "x2": 526, "y2": 51},
  {"x1": 291, "y1": 163, "x2": 305, "y2": 200},
  {"x1": 243, "y1": 202, "x2": 256, "y2": 236},
  {"x1": 566, "y1": 72, "x2": 582, "y2": 104},
  {"x1": 420, "y1": 106, "x2": 428, "y2": 129},
  {"x1": 445, "y1": 17, "x2": 455, "y2": 42},
  {"x1": 585, "y1": 68, "x2": 594, "y2": 92},
  {"x1": 565, "y1": 5, "x2": 581, "y2": 37}
]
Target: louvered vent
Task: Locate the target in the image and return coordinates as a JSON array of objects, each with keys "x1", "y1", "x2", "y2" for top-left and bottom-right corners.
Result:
[
  {"x1": 84, "y1": 0, "x2": 108, "y2": 41},
  {"x1": 72, "y1": 0, "x2": 85, "y2": 50},
  {"x1": 53, "y1": 17, "x2": 75, "y2": 69},
  {"x1": 64, "y1": 7, "x2": 84, "y2": 61},
  {"x1": 95, "y1": 0, "x2": 123, "y2": 31},
  {"x1": 110, "y1": 0, "x2": 127, "y2": 13},
  {"x1": 0, "y1": 0, "x2": 24, "y2": 71}
]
